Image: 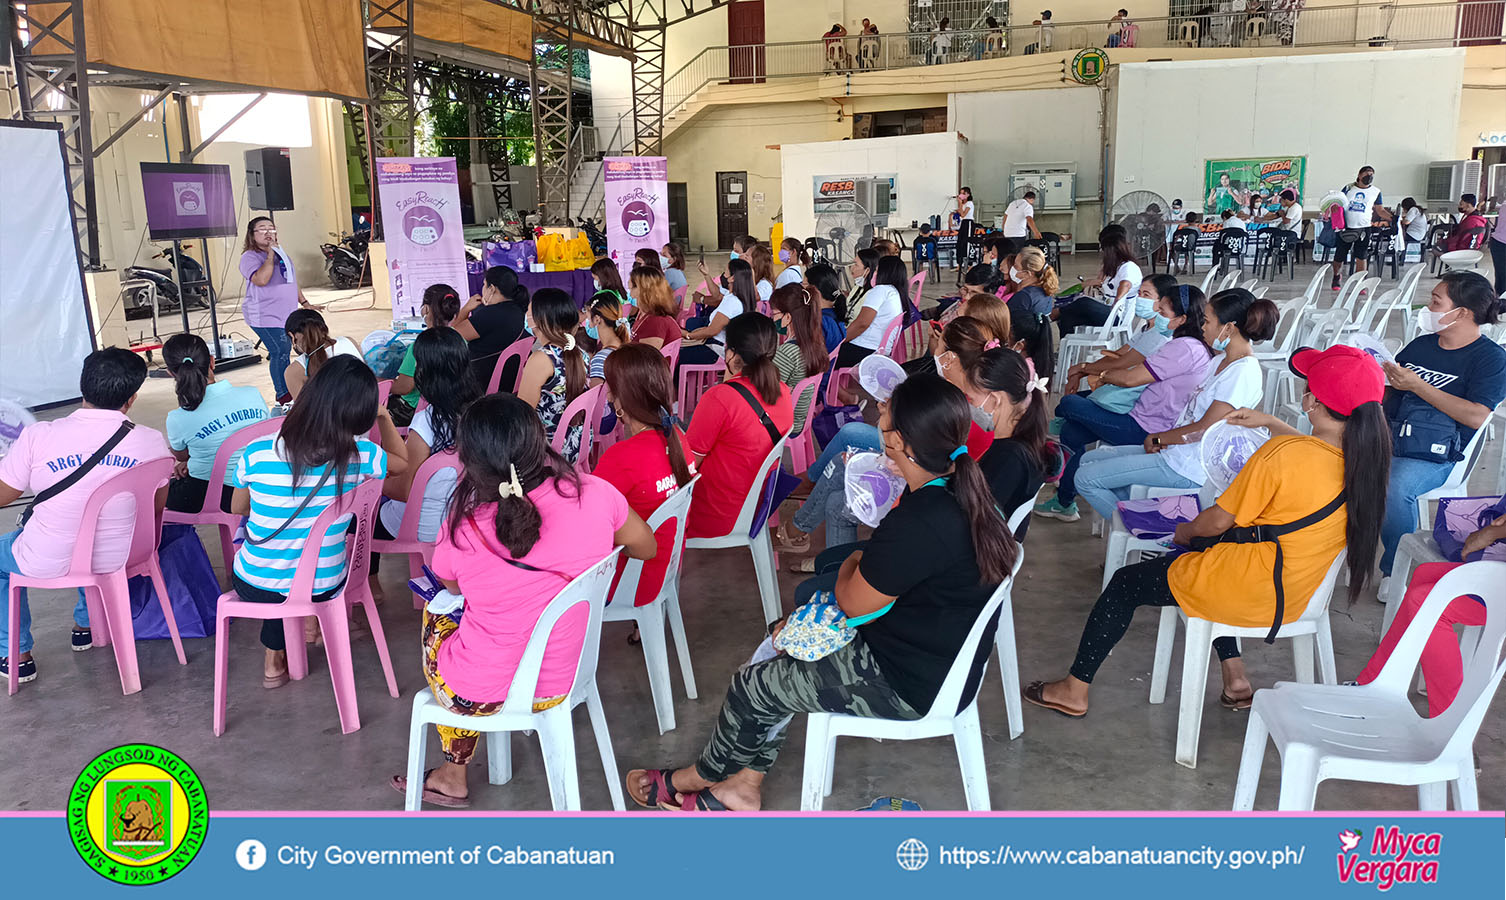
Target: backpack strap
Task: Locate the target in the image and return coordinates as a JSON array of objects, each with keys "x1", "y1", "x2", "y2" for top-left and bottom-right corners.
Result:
[
  {"x1": 726, "y1": 381, "x2": 782, "y2": 445},
  {"x1": 18, "y1": 422, "x2": 134, "y2": 528}
]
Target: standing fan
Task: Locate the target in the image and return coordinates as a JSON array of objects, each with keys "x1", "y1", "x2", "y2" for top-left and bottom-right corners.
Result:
[
  {"x1": 812, "y1": 200, "x2": 877, "y2": 267},
  {"x1": 1110, "y1": 190, "x2": 1172, "y2": 274}
]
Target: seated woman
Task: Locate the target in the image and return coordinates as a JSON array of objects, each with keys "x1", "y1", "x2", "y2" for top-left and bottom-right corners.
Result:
[
  {"x1": 518, "y1": 288, "x2": 590, "y2": 462},
  {"x1": 769, "y1": 283, "x2": 830, "y2": 437},
  {"x1": 1054, "y1": 224, "x2": 1142, "y2": 336},
  {"x1": 685, "y1": 313, "x2": 794, "y2": 541},
  {"x1": 282, "y1": 308, "x2": 362, "y2": 401},
  {"x1": 806, "y1": 261, "x2": 849, "y2": 352},
  {"x1": 775, "y1": 238, "x2": 809, "y2": 288},
  {"x1": 660, "y1": 242, "x2": 689, "y2": 292},
  {"x1": 915, "y1": 288, "x2": 1009, "y2": 376},
  {"x1": 1357, "y1": 496, "x2": 1503, "y2": 716},
  {"x1": 162, "y1": 333, "x2": 269, "y2": 514},
  {"x1": 390, "y1": 393, "x2": 656, "y2": 808},
  {"x1": 1070, "y1": 289, "x2": 1275, "y2": 522},
  {"x1": 454, "y1": 265, "x2": 530, "y2": 388},
  {"x1": 1025, "y1": 345, "x2": 1389, "y2": 716},
  {"x1": 749, "y1": 242, "x2": 777, "y2": 306},
  {"x1": 229, "y1": 355, "x2": 407, "y2": 687},
  {"x1": 633, "y1": 248, "x2": 663, "y2": 272},
  {"x1": 844, "y1": 248, "x2": 877, "y2": 321},
  {"x1": 1037, "y1": 278, "x2": 1213, "y2": 522},
  {"x1": 628, "y1": 265, "x2": 680, "y2": 351},
  {"x1": 390, "y1": 283, "x2": 461, "y2": 426},
  {"x1": 373, "y1": 327, "x2": 481, "y2": 595},
  {"x1": 590, "y1": 257, "x2": 629, "y2": 304},
  {"x1": 1006, "y1": 246, "x2": 1057, "y2": 319},
  {"x1": 937, "y1": 264, "x2": 1000, "y2": 322},
  {"x1": 835, "y1": 255, "x2": 911, "y2": 370},
  {"x1": 1376, "y1": 272, "x2": 1506, "y2": 597},
  {"x1": 681, "y1": 258, "x2": 756, "y2": 365},
  {"x1": 585, "y1": 292, "x2": 630, "y2": 387},
  {"x1": 627, "y1": 374, "x2": 1016, "y2": 811}
]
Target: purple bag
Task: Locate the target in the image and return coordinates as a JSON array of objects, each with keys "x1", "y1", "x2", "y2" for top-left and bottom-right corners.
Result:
[
  {"x1": 1116, "y1": 495, "x2": 1200, "y2": 539},
  {"x1": 1433, "y1": 496, "x2": 1506, "y2": 562},
  {"x1": 129, "y1": 524, "x2": 220, "y2": 639},
  {"x1": 484, "y1": 239, "x2": 536, "y2": 272},
  {"x1": 813, "y1": 405, "x2": 863, "y2": 448}
]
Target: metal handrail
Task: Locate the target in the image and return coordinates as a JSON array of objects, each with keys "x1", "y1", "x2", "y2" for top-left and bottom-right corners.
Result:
[{"x1": 662, "y1": 1, "x2": 1505, "y2": 119}]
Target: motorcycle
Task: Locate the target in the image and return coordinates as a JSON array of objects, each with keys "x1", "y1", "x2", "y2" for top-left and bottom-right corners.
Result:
[
  {"x1": 576, "y1": 217, "x2": 608, "y2": 256},
  {"x1": 321, "y1": 229, "x2": 371, "y2": 289},
  {"x1": 122, "y1": 245, "x2": 212, "y2": 321}
]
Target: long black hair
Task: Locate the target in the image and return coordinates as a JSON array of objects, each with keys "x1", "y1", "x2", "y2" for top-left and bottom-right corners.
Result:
[
  {"x1": 874, "y1": 255, "x2": 917, "y2": 321},
  {"x1": 279, "y1": 354, "x2": 377, "y2": 494},
  {"x1": 421, "y1": 282, "x2": 462, "y2": 325},
  {"x1": 726, "y1": 257, "x2": 758, "y2": 310},
  {"x1": 285, "y1": 307, "x2": 335, "y2": 376},
  {"x1": 530, "y1": 288, "x2": 587, "y2": 404},
  {"x1": 1008, "y1": 308, "x2": 1055, "y2": 382},
  {"x1": 806, "y1": 261, "x2": 846, "y2": 321},
  {"x1": 968, "y1": 348, "x2": 1052, "y2": 475},
  {"x1": 412, "y1": 327, "x2": 479, "y2": 453},
  {"x1": 723, "y1": 312, "x2": 783, "y2": 405},
  {"x1": 1098, "y1": 224, "x2": 1138, "y2": 278},
  {"x1": 163, "y1": 332, "x2": 212, "y2": 411},
  {"x1": 887, "y1": 374, "x2": 1016, "y2": 584},
  {"x1": 1440, "y1": 271, "x2": 1506, "y2": 325},
  {"x1": 484, "y1": 265, "x2": 530, "y2": 304},
  {"x1": 770, "y1": 283, "x2": 827, "y2": 378},
  {"x1": 1327, "y1": 399, "x2": 1391, "y2": 604},
  {"x1": 604, "y1": 343, "x2": 694, "y2": 487},
  {"x1": 446, "y1": 392, "x2": 582, "y2": 558},
  {"x1": 1165, "y1": 282, "x2": 1211, "y2": 348}
]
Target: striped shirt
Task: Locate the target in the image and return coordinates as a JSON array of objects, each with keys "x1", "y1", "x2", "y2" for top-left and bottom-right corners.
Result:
[{"x1": 230, "y1": 435, "x2": 387, "y2": 594}]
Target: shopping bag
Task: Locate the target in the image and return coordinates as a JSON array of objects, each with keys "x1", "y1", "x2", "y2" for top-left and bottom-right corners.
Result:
[{"x1": 129, "y1": 524, "x2": 220, "y2": 639}]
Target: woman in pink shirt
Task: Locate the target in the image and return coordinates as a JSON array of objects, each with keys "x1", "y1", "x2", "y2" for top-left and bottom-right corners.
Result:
[
  {"x1": 391, "y1": 393, "x2": 656, "y2": 808},
  {"x1": 239, "y1": 216, "x2": 312, "y2": 404}
]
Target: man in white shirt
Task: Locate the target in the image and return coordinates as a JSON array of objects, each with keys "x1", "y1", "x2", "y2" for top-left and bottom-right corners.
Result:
[
  {"x1": 1003, "y1": 190, "x2": 1042, "y2": 242},
  {"x1": 1331, "y1": 165, "x2": 1393, "y2": 288},
  {"x1": 1255, "y1": 189, "x2": 1303, "y2": 233},
  {"x1": 1219, "y1": 209, "x2": 1247, "y2": 231}
]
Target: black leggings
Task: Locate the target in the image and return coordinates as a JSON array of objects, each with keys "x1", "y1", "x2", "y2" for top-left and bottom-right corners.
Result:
[
  {"x1": 231, "y1": 573, "x2": 342, "y2": 651},
  {"x1": 165, "y1": 477, "x2": 234, "y2": 514},
  {"x1": 834, "y1": 341, "x2": 875, "y2": 370},
  {"x1": 1069, "y1": 555, "x2": 1239, "y2": 683},
  {"x1": 1056, "y1": 297, "x2": 1112, "y2": 336}
]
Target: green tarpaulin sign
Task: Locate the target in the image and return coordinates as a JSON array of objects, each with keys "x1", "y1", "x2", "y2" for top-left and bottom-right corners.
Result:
[{"x1": 1203, "y1": 156, "x2": 1305, "y2": 215}]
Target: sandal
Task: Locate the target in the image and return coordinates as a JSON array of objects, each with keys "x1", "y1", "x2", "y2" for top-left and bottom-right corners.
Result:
[
  {"x1": 675, "y1": 788, "x2": 730, "y2": 812},
  {"x1": 788, "y1": 557, "x2": 816, "y2": 574},
  {"x1": 390, "y1": 770, "x2": 470, "y2": 809},
  {"x1": 1219, "y1": 691, "x2": 1253, "y2": 711},
  {"x1": 627, "y1": 626, "x2": 641, "y2": 646},
  {"x1": 631, "y1": 768, "x2": 686, "y2": 811},
  {"x1": 1022, "y1": 681, "x2": 1087, "y2": 718},
  {"x1": 263, "y1": 669, "x2": 289, "y2": 690},
  {"x1": 774, "y1": 522, "x2": 810, "y2": 554}
]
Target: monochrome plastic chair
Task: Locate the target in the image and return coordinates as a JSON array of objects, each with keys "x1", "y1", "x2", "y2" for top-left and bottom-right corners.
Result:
[
  {"x1": 603, "y1": 477, "x2": 699, "y2": 734},
  {"x1": 907, "y1": 270, "x2": 927, "y2": 314},
  {"x1": 1056, "y1": 292, "x2": 1135, "y2": 391},
  {"x1": 213, "y1": 477, "x2": 399, "y2": 735},
  {"x1": 1216, "y1": 268, "x2": 1242, "y2": 292},
  {"x1": 1330, "y1": 270, "x2": 1370, "y2": 313},
  {"x1": 801, "y1": 568, "x2": 1018, "y2": 810},
  {"x1": 551, "y1": 384, "x2": 607, "y2": 472},
  {"x1": 990, "y1": 499, "x2": 1035, "y2": 741},
  {"x1": 404, "y1": 550, "x2": 625, "y2": 811},
  {"x1": 1198, "y1": 267, "x2": 1220, "y2": 295},
  {"x1": 875, "y1": 316, "x2": 905, "y2": 359},
  {"x1": 676, "y1": 362, "x2": 724, "y2": 422},
  {"x1": 1413, "y1": 424, "x2": 1491, "y2": 526},
  {"x1": 784, "y1": 373, "x2": 825, "y2": 476},
  {"x1": 685, "y1": 436, "x2": 788, "y2": 626},
  {"x1": 1234, "y1": 561, "x2": 1506, "y2": 811},
  {"x1": 897, "y1": 320, "x2": 929, "y2": 363},
  {"x1": 486, "y1": 335, "x2": 536, "y2": 394},
  {"x1": 658, "y1": 338, "x2": 682, "y2": 362},
  {"x1": 371, "y1": 380, "x2": 393, "y2": 443},
  {"x1": 1150, "y1": 551, "x2": 1345, "y2": 768},
  {"x1": 1299, "y1": 264, "x2": 1332, "y2": 308},
  {"x1": 162, "y1": 416, "x2": 281, "y2": 583},
  {"x1": 369, "y1": 450, "x2": 461, "y2": 609},
  {"x1": 1381, "y1": 530, "x2": 1485, "y2": 695},
  {"x1": 7, "y1": 457, "x2": 181, "y2": 696},
  {"x1": 1438, "y1": 249, "x2": 1484, "y2": 276}
]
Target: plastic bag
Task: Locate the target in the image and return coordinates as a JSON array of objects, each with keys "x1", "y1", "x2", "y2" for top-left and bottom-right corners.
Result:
[
  {"x1": 845, "y1": 452, "x2": 907, "y2": 528},
  {"x1": 1433, "y1": 496, "x2": 1506, "y2": 562},
  {"x1": 128, "y1": 524, "x2": 219, "y2": 639},
  {"x1": 484, "y1": 239, "x2": 536, "y2": 272},
  {"x1": 568, "y1": 234, "x2": 595, "y2": 270}
]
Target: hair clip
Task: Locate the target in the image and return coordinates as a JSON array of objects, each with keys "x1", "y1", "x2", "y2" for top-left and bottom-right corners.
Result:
[
  {"x1": 984, "y1": 339, "x2": 1000, "y2": 350},
  {"x1": 801, "y1": 287, "x2": 813, "y2": 306},
  {"x1": 563, "y1": 334, "x2": 576, "y2": 351},
  {"x1": 658, "y1": 405, "x2": 680, "y2": 432},
  {"x1": 496, "y1": 464, "x2": 525, "y2": 499}
]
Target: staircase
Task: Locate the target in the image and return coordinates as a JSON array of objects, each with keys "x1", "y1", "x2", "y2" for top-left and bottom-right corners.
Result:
[{"x1": 566, "y1": 113, "x2": 631, "y2": 223}]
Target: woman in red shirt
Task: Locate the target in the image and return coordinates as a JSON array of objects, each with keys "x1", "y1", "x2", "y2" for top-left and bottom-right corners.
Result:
[
  {"x1": 595, "y1": 345, "x2": 697, "y2": 627},
  {"x1": 629, "y1": 266, "x2": 681, "y2": 351},
  {"x1": 685, "y1": 313, "x2": 794, "y2": 539}
]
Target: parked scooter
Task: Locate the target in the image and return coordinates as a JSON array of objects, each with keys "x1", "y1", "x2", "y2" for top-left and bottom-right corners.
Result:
[
  {"x1": 122, "y1": 245, "x2": 211, "y2": 320},
  {"x1": 321, "y1": 229, "x2": 371, "y2": 288},
  {"x1": 576, "y1": 217, "x2": 608, "y2": 256}
]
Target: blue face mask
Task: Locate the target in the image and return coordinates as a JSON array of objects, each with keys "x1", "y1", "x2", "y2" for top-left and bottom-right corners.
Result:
[
  {"x1": 729, "y1": 250, "x2": 740, "y2": 261},
  {"x1": 1154, "y1": 314, "x2": 1173, "y2": 335},
  {"x1": 1212, "y1": 326, "x2": 1231, "y2": 352},
  {"x1": 1135, "y1": 296, "x2": 1156, "y2": 320},
  {"x1": 585, "y1": 324, "x2": 599, "y2": 340},
  {"x1": 523, "y1": 319, "x2": 534, "y2": 336}
]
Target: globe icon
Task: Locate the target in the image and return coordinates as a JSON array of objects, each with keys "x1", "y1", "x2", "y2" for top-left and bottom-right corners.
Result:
[{"x1": 895, "y1": 837, "x2": 929, "y2": 871}]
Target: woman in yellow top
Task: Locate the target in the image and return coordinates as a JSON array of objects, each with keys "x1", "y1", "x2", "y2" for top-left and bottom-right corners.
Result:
[{"x1": 1025, "y1": 344, "x2": 1391, "y2": 716}]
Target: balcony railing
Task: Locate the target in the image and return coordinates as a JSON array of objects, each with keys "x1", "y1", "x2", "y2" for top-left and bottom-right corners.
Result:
[{"x1": 664, "y1": 1, "x2": 1505, "y2": 116}]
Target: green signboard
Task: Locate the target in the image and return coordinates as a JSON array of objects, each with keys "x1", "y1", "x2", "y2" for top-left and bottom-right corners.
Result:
[
  {"x1": 1070, "y1": 49, "x2": 1110, "y2": 84},
  {"x1": 1203, "y1": 156, "x2": 1306, "y2": 215}
]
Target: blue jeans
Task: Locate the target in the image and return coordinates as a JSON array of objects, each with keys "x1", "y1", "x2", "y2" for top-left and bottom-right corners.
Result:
[
  {"x1": 0, "y1": 530, "x2": 89, "y2": 656},
  {"x1": 812, "y1": 422, "x2": 881, "y2": 481},
  {"x1": 1075, "y1": 444, "x2": 1200, "y2": 522},
  {"x1": 793, "y1": 453, "x2": 861, "y2": 550},
  {"x1": 251, "y1": 325, "x2": 292, "y2": 399},
  {"x1": 1380, "y1": 455, "x2": 1454, "y2": 575},
  {"x1": 1055, "y1": 393, "x2": 1150, "y2": 505}
]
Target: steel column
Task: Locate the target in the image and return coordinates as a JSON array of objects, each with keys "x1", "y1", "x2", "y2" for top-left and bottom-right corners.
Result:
[
  {"x1": 530, "y1": 12, "x2": 576, "y2": 225},
  {"x1": 363, "y1": 0, "x2": 416, "y2": 238},
  {"x1": 629, "y1": 0, "x2": 667, "y2": 156}
]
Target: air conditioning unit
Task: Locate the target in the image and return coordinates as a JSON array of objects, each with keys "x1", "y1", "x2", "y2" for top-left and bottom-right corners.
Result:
[
  {"x1": 852, "y1": 177, "x2": 897, "y2": 223},
  {"x1": 1484, "y1": 164, "x2": 1506, "y2": 213},
  {"x1": 1424, "y1": 159, "x2": 1482, "y2": 208},
  {"x1": 1011, "y1": 163, "x2": 1077, "y2": 211}
]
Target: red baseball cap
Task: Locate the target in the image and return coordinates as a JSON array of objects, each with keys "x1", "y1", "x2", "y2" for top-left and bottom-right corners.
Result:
[{"x1": 1288, "y1": 345, "x2": 1385, "y2": 415}]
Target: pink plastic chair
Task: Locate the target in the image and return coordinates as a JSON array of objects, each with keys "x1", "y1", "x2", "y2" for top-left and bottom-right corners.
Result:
[
  {"x1": 212, "y1": 477, "x2": 398, "y2": 735},
  {"x1": 163, "y1": 416, "x2": 281, "y2": 584},
  {"x1": 785, "y1": 373, "x2": 825, "y2": 476},
  {"x1": 8, "y1": 457, "x2": 182, "y2": 696},
  {"x1": 876, "y1": 316, "x2": 905, "y2": 359},
  {"x1": 551, "y1": 384, "x2": 608, "y2": 472},
  {"x1": 677, "y1": 363, "x2": 724, "y2": 422},
  {"x1": 487, "y1": 335, "x2": 537, "y2": 394},
  {"x1": 395, "y1": 395, "x2": 429, "y2": 440},
  {"x1": 908, "y1": 270, "x2": 927, "y2": 311},
  {"x1": 672, "y1": 285, "x2": 688, "y2": 307},
  {"x1": 370, "y1": 450, "x2": 461, "y2": 609},
  {"x1": 372, "y1": 380, "x2": 393, "y2": 443},
  {"x1": 897, "y1": 320, "x2": 928, "y2": 363},
  {"x1": 659, "y1": 339, "x2": 682, "y2": 363}
]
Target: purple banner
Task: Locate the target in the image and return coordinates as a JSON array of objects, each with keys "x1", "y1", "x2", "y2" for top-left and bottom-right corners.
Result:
[
  {"x1": 603, "y1": 156, "x2": 669, "y2": 284},
  {"x1": 376, "y1": 157, "x2": 469, "y2": 317}
]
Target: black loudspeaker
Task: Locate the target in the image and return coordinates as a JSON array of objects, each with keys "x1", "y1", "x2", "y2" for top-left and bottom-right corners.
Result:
[{"x1": 245, "y1": 147, "x2": 294, "y2": 211}]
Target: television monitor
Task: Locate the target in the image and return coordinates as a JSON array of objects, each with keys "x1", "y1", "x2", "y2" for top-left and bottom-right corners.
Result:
[{"x1": 140, "y1": 162, "x2": 238, "y2": 240}]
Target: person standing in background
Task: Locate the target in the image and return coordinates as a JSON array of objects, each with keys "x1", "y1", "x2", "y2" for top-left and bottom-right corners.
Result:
[
  {"x1": 1330, "y1": 165, "x2": 1392, "y2": 290},
  {"x1": 239, "y1": 216, "x2": 312, "y2": 404},
  {"x1": 1489, "y1": 197, "x2": 1506, "y2": 296},
  {"x1": 1003, "y1": 189, "x2": 1042, "y2": 249},
  {"x1": 931, "y1": 17, "x2": 952, "y2": 64},
  {"x1": 954, "y1": 186, "x2": 977, "y2": 285}
]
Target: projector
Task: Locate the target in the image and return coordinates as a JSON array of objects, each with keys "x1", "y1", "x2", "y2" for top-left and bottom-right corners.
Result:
[{"x1": 218, "y1": 338, "x2": 256, "y2": 358}]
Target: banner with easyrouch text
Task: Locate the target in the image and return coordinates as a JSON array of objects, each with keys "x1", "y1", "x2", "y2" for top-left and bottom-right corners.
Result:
[
  {"x1": 376, "y1": 157, "x2": 469, "y2": 317},
  {"x1": 603, "y1": 156, "x2": 669, "y2": 285}
]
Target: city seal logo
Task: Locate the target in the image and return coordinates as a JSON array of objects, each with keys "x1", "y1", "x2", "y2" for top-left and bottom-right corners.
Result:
[{"x1": 68, "y1": 744, "x2": 208, "y2": 886}]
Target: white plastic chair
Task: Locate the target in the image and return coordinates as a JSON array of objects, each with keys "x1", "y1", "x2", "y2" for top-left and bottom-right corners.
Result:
[
  {"x1": 989, "y1": 499, "x2": 1035, "y2": 741},
  {"x1": 1056, "y1": 292, "x2": 1135, "y2": 392},
  {"x1": 1217, "y1": 270, "x2": 1241, "y2": 292},
  {"x1": 800, "y1": 566, "x2": 1019, "y2": 811},
  {"x1": 1234, "y1": 561, "x2": 1506, "y2": 810},
  {"x1": 1330, "y1": 270, "x2": 1371, "y2": 313},
  {"x1": 1339, "y1": 287, "x2": 1398, "y2": 339},
  {"x1": 1382, "y1": 530, "x2": 1486, "y2": 695},
  {"x1": 602, "y1": 476, "x2": 700, "y2": 734},
  {"x1": 1438, "y1": 249, "x2": 1484, "y2": 275},
  {"x1": 403, "y1": 550, "x2": 626, "y2": 811},
  {"x1": 1198, "y1": 268, "x2": 1220, "y2": 295},
  {"x1": 1414, "y1": 424, "x2": 1491, "y2": 526},
  {"x1": 1101, "y1": 484, "x2": 1200, "y2": 592},
  {"x1": 1298, "y1": 264, "x2": 1332, "y2": 310},
  {"x1": 685, "y1": 436, "x2": 788, "y2": 626},
  {"x1": 1150, "y1": 551, "x2": 1346, "y2": 769}
]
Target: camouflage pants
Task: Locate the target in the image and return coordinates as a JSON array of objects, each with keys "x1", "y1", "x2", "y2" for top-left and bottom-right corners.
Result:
[{"x1": 695, "y1": 633, "x2": 920, "y2": 783}]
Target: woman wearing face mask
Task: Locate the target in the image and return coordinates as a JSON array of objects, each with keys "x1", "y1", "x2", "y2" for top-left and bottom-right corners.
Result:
[
  {"x1": 775, "y1": 238, "x2": 810, "y2": 289},
  {"x1": 585, "y1": 292, "x2": 631, "y2": 387},
  {"x1": 681, "y1": 258, "x2": 757, "y2": 365},
  {"x1": 936, "y1": 264, "x2": 999, "y2": 322},
  {"x1": 1067, "y1": 289, "x2": 1277, "y2": 523},
  {"x1": 749, "y1": 243, "x2": 777, "y2": 306},
  {"x1": 590, "y1": 258, "x2": 628, "y2": 304},
  {"x1": 660, "y1": 242, "x2": 688, "y2": 292},
  {"x1": 517, "y1": 289, "x2": 590, "y2": 462},
  {"x1": 1057, "y1": 274, "x2": 1182, "y2": 402},
  {"x1": 1006, "y1": 246, "x2": 1059, "y2": 319},
  {"x1": 804, "y1": 262, "x2": 849, "y2": 352},
  {"x1": 1027, "y1": 345, "x2": 1390, "y2": 718},
  {"x1": 1038, "y1": 280, "x2": 1212, "y2": 522},
  {"x1": 1374, "y1": 272, "x2": 1506, "y2": 596},
  {"x1": 769, "y1": 284, "x2": 828, "y2": 436},
  {"x1": 629, "y1": 266, "x2": 680, "y2": 351},
  {"x1": 1056, "y1": 224, "x2": 1142, "y2": 336},
  {"x1": 846, "y1": 247, "x2": 879, "y2": 315}
]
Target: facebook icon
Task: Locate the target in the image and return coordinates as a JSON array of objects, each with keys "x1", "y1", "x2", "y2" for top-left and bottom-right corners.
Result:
[{"x1": 235, "y1": 839, "x2": 268, "y2": 871}]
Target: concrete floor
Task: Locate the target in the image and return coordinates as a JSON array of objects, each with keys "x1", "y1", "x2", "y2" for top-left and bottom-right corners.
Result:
[{"x1": 2, "y1": 254, "x2": 1502, "y2": 812}]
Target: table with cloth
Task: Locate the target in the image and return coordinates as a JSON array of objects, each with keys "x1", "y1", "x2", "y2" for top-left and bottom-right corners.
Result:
[{"x1": 466, "y1": 262, "x2": 595, "y2": 307}]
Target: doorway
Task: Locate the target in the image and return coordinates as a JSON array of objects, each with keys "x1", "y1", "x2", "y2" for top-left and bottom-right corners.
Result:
[
  {"x1": 715, "y1": 172, "x2": 749, "y2": 250},
  {"x1": 728, "y1": 0, "x2": 766, "y2": 83},
  {"x1": 668, "y1": 182, "x2": 689, "y2": 244}
]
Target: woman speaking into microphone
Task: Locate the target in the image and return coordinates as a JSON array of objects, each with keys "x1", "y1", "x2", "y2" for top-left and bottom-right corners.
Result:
[{"x1": 239, "y1": 216, "x2": 312, "y2": 404}]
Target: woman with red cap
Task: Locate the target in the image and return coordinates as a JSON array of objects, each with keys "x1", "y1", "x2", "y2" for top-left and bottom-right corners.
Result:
[{"x1": 1025, "y1": 344, "x2": 1391, "y2": 717}]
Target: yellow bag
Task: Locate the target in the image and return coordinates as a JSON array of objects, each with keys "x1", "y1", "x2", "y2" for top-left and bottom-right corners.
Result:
[
  {"x1": 536, "y1": 233, "x2": 570, "y2": 272},
  {"x1": 568, "y1": 234, "x2": 594, "y2": 270}
]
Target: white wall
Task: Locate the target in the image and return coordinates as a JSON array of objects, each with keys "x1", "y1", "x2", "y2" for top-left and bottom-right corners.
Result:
[
  {"x1": 1111, "y1": 49, "x2": 1465, "y2": 212},
  {"x1": 780, "y1": 132, "x2": 967, "y2": 242},
  {"x1": 589, "y1": 51, "x2": 635, "y2": 152},
  {"x1": 952, "y1": 85, "x2": 1103, "y2": 208}
]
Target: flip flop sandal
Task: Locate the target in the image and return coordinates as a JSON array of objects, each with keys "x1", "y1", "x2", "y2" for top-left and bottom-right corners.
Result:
[
  {"x1": 632, "y1": 768, "x2": 684, "y2": 810},
  {"x1": 390, "y1": 770, "x2": 471, "y2": 809},
  {"x1": 1219, "y1": 691, "x2": 1253, "y2": 711},
  {"x1": 1022, "y1": 681, "x2": 1087, "y2": 718},
  {"x1": 676, "y1": 787, "x2": 730, "y2": 812},
  {"x1": 788, "y1": 557, "x2": 817, "y2": 574},
  {"x1": 627, "y1": 627, "x2": 642, "y2": 647}
]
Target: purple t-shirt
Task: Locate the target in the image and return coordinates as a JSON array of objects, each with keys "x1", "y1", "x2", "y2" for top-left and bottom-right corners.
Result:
[
  {"x1": 238, "y1": 249, "x2": 299, "y2": 329},
  {"x1": 1131, "y1": 336, "x2": 1215, "y2": 433}
]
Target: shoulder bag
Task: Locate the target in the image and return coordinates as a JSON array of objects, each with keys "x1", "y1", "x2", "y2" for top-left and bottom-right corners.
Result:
[{"x1": 17, "y1": 422, "x2": 134, "y2": 528}]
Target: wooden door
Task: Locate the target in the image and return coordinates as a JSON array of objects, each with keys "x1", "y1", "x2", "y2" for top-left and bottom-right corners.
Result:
[
  {"x1": 715, "y1": 172, "x2": 749, "y2": 250},
  {"x1": 669, "y1": 182, "x2": 689, "y2": 243},
  {"x1": 728, "y1": 0, "x2": 766, "y2": 83}
]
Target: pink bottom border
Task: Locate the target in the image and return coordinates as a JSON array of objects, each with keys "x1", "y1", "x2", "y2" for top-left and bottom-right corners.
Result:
[{"x1": 3, "y1": 810, "x2": 1502, "y2": 819}]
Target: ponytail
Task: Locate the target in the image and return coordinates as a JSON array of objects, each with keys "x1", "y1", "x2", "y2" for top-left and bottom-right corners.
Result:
[
  {"x1": 969, "y1": 348, "x2": 1053, "y2": 475},
  {"x1": 603, "y1": 344, "x2": 694, "y2": 487},
  {"x1": 951, "y1": 452, "x2": 1016, "y2": 584},
  {"x1": 724, "y1": 312, "x2": 783, "y2": 406},
  {"x1": 659, "y1": 406, "x2": 695, "y2": 487},
  {"x1": 1334, "y1": 400, "x2": 1391, "y2": 604},
  {"x1": 530, "y1": 288, "x2": 588, "y2": 404},
  {"x1": 284, "y1": 307, "x2": 333, "y2": 376},
  {"x1": 1016, "y1": 246, "x2": 1058, "y2": 296},
  {"x1": 1169, "y1": 284, "x2": 1211, "y2": 350},
  {"x1": 163, "y1": 332, "x2": 212, "y2": 411}
]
